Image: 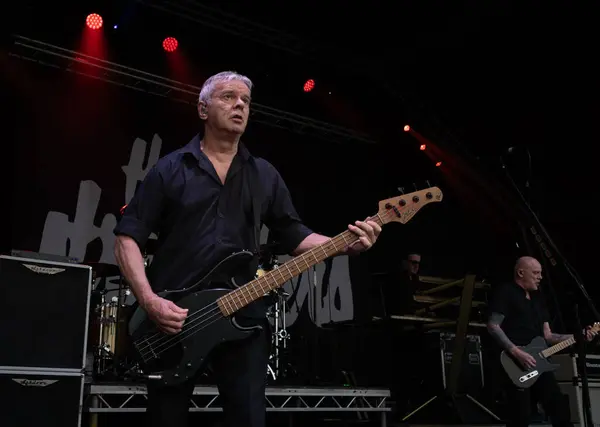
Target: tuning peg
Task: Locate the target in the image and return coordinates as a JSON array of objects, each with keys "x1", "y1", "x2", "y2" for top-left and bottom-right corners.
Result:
[
  {"x1": 426, "y1": 180, "x2": 432, "y2": 188},
  {"x1": 413, "y1": 183, "x2": 418, "y2": 191},
  {"x1": 397, "y1": 186, "x2": 405, "y2": 195}
]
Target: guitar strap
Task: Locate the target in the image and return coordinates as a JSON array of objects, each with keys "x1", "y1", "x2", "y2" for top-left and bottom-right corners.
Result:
[{"x1": 246, "y1": 157, "x2": 263, "y2": 267}]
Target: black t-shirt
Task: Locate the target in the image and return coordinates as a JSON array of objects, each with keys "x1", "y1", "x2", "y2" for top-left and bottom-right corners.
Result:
[{"x1": 488, "y1": 282, "x2": 550, "y2": 346}]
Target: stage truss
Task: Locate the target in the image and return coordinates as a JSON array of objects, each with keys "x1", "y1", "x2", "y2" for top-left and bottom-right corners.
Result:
[
  {"x1": 8, "y1": 35, "x2": 377, "y2": 146},
  {"x1": 86, "y1": 383, "x2": 391, "y2": 425}
]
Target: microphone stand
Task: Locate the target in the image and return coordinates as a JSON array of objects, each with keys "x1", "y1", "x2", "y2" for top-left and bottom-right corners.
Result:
[
  {"x1": 574, "y1": 303, "x2": 593, "y2": 427},
  {"x1": 500, "y1": 154, "x2": 598, "y2": 426}
]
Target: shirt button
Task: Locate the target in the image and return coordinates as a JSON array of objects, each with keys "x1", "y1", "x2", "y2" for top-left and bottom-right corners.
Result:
[
  {"x1": 216, "y1": 237, "x2": 223, "y2": 244},
  {"x1": 218, "y1": 211, "x2": 225, "y2": 218}
]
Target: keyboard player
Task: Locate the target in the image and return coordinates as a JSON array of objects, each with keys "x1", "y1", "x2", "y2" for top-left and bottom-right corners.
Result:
[{"x1": 380, "y1": 252, "x2": 422, "y2": 317}]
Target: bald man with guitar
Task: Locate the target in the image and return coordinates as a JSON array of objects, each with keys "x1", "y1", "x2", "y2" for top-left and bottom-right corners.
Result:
[{"x1": 487, "y1": 256, "x2": 597, "y2": 427}]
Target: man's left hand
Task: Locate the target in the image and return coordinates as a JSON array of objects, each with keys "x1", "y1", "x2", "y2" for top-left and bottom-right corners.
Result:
[
  {"x1": 346, "y1": 219, "x2": 382, "y2": 254},
  {"x1": 584, "y1": 325, "x2": 598, "y2": 342}
]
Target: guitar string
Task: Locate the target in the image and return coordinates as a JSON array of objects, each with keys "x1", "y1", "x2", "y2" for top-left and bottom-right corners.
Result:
[
  {"x1": 134, "y1": 206, "x2": 407, "y2": 358},
  {"x1": 134, "y1": 208, "x2": 397, "y2": 358},
  {"x1": 139, "y1": 307, "x2": 222, "y2": 360}
]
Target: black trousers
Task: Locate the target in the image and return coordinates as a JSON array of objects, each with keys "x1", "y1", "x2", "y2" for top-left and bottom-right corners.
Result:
[
  {"x1": 504, "y1": 371, "x2": 572, "y2": 427},
  {"x1": 146, "y1": 318, "x2": 271, "y2": 427}
]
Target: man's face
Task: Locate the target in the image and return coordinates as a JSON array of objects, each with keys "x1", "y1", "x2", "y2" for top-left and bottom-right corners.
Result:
[
  {"x1": 519, "y1": 260, "x2": 543, "y2": 291},
  {"x1": 406, "y1": 254, "x2": 421, "y2": 275},
  {"x1": 201, "y1": 80, "x2": 251, "y2": 135}
]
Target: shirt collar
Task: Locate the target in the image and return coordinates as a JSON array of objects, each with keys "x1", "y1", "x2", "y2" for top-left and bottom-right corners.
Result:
[{"x1": 181, "y1": 133, "x2": 252, "y2": 162}]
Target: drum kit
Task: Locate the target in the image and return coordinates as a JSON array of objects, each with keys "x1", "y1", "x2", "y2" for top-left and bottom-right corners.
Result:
[
  {"x1": 85, "y1": 262, "x2": 138, "y2": 380},
  {"x1": 85, "y1": 241, "x2": 294, "y2": 383}
]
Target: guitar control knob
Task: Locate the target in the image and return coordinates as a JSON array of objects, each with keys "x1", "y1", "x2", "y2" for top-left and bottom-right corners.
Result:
[
  {"x1": 186, "y1": 362, "x2": 192, "y2": 368},
  {"x1": 412, "y1": 196, "x2": 419, "y2": 203}
]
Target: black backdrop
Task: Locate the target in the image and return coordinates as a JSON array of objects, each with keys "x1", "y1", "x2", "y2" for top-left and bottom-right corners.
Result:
[
  {"x1": 2, "y1": 49, "x2": 517, "y2": 378},
  {"x1": 6, "y1": 42, "x2": 594, "y2": 397}
]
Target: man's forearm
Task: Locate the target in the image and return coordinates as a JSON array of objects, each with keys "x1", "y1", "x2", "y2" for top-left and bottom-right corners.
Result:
[
  {"x1": 547, "y1": 333, "x2": 573, "y2": 345},
  {"x1": 488, "y1": 324, "x2": 517, "y2": 352},
  {"x1": 487, "y1": 312, "x2": 517, "y2": 352},
  {"x1": 293, "y1": 232, "x2": 362, "y2": 256},
  {"x1": 293, "y1": 233, "x2": 333, "y2": 255},
  {"x1": 114, "y1": 235, "x2": 156, "y2": 307}
]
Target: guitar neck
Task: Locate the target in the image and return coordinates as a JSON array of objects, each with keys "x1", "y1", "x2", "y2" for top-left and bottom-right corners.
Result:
[
  {"x1": 541, "y1": 336, "x2": 576, "y2": 358},
  {"x1": 217, "y1": 216, "x2": 383, "y2": 316}
]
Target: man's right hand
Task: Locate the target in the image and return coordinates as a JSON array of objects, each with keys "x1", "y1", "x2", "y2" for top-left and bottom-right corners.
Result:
[
  {"x1": 143, "y1": 295, "x2": 189, "y2": 335},
  {"x1": 510, "y1": 347, "x2": 536, "y2": 370}
]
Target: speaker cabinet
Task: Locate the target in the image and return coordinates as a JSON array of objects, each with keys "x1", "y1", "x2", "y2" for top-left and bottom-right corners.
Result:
[
  {"x1": 0, "y1": 255, "x2": 92, "y2": 370},
  {"x1": 558, "y1": 381, "x2": 600, "y2": 425},
  {"x1": 0, "y1": 368, "x2": 84, "y2": 427}
]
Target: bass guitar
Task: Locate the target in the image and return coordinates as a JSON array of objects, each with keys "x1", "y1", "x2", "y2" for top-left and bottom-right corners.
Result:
[
  {"x1": 501, "y1": 322, "x2": 600, "y2": 388},
  {"x1": 128, "y1": 187, "x2": 443, "y2": 387}
]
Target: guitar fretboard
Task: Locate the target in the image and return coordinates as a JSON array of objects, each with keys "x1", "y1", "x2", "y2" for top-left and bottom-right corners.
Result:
[
  {"x1": 216, "y1": 215, "x2": 384, "y2": 316},
  {"x1": 541, "y1": 337, "x2": 575, "y2": 358}
]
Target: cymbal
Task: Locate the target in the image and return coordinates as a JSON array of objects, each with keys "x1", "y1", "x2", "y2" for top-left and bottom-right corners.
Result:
[{"x1": 85, "y1": 262, "x2": 121, "y2": 277}]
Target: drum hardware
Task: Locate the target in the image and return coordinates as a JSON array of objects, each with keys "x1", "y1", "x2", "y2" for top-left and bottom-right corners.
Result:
[
  {"x1": 267, "y1": 287, "x2": 291, "y2": 381},
  {"x1": 87, "y1": 261, "x2": 136, "y2": 380}
]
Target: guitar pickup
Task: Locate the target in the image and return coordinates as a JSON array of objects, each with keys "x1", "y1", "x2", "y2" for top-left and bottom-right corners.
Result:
[{"x1": 519, "y1": 370, "x2": 539, "y2": 383}]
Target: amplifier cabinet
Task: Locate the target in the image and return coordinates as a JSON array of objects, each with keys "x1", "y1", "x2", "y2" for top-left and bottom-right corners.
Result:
[
  {"x1": 420, "y1": 331, "x2": 485, "y2": 394},
  {"x1": 0, "y1": 255, "x2": 92, "y2": 370},
  {"x1": 558, "y1": 381, "x2": 600, "y2": 426},
  {"x1": 554, "y1": 353, "x2": 600, "y2": 382},
  {"x1": 0, "y1": 368, "x2": 84, "y2": 427}
]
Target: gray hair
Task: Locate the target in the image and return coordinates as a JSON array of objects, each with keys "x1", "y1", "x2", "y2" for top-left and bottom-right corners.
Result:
[{"x1": 198, "y1": 71, "x2": 253, "y2": 105}]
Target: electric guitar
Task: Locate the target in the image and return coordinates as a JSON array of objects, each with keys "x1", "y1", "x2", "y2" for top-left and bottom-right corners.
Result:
[
  {"x1": 501, "y1": 322, "x2": 600, "y2": 388},
  {"x1": 127, "y1": 187, "x2": 443, "y2": 387}
]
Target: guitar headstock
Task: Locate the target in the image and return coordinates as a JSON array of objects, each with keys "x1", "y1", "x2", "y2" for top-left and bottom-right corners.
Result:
[
  {"x1": 590, "y1": 322, "x2": 600, "y2": 334},
  {"x1": 377, "y1": 186, "x2": 443, "y2": 225}
]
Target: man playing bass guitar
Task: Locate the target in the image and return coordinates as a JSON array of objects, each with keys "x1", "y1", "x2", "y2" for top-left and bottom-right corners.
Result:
[
  {"x1": 113, "y1": 71, "x2": 381, "y2": 427},
  {"x1": 487, "y1": 256, "x2": 596, "y2": 427}
]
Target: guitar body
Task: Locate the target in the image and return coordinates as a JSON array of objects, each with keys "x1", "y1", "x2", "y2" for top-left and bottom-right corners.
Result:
[
  {"x1": 128, "y1": 251, "x2": 262, "y2": 387},
  {"x1": 500, "y1": 336, "x2": 561, "y2": 388}
]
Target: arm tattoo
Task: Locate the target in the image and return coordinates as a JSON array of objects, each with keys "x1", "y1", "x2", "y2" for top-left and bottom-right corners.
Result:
[
  {"x1": 548, "y1": 333, "x2": 573, "y2": 344},
  {"x1": 488, "y1": 312, "x2": 505, "y2": 326},
  {"x1": 487, "y1": 312, "x2": 516, "y2": 351}
]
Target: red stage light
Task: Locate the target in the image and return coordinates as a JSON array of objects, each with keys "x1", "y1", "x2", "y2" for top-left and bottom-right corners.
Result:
[
  {"x1": 303, "y1": 79, "x2": 315, "y2": 92},
  {"x1": 436, "y1": 161, "x2": 442, "y2": 167},
  {"x1": 86, "y1": 13, "x2": 103, "y2": 30},
  {"x1": 404, "y1": 125, "x2": 410, "y2": 132},
  {"x1": 163, "y1": 37, "x2": 178, "y2": 52},
  {"x1": 420, "y1": 144, "x2": 426, "y2": 151}
]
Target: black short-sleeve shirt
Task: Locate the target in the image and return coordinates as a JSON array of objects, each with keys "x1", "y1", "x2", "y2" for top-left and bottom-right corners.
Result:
[
  {"x1": 114, "y1": 134, "x2": 313, "y2": 317},
  {"x1": 488, "y1": 282, "x2": 550, "y2": 346}
]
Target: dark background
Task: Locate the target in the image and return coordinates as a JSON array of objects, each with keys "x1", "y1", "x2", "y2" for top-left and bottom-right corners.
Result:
[
  {"x1": 1, "y1": 1, "x2": 599, "y2": 422},
  {"x1": 4, "y1": 0, "x2": 597, "y2": 321}
]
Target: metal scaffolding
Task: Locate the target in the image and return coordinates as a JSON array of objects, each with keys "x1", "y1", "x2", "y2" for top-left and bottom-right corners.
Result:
[
  {"x1": 86, "y1": 383, "x2": 391, "y2": 425},
  {"x1": 8, "y1": 34, "x2": 377, "y2": 145}
]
